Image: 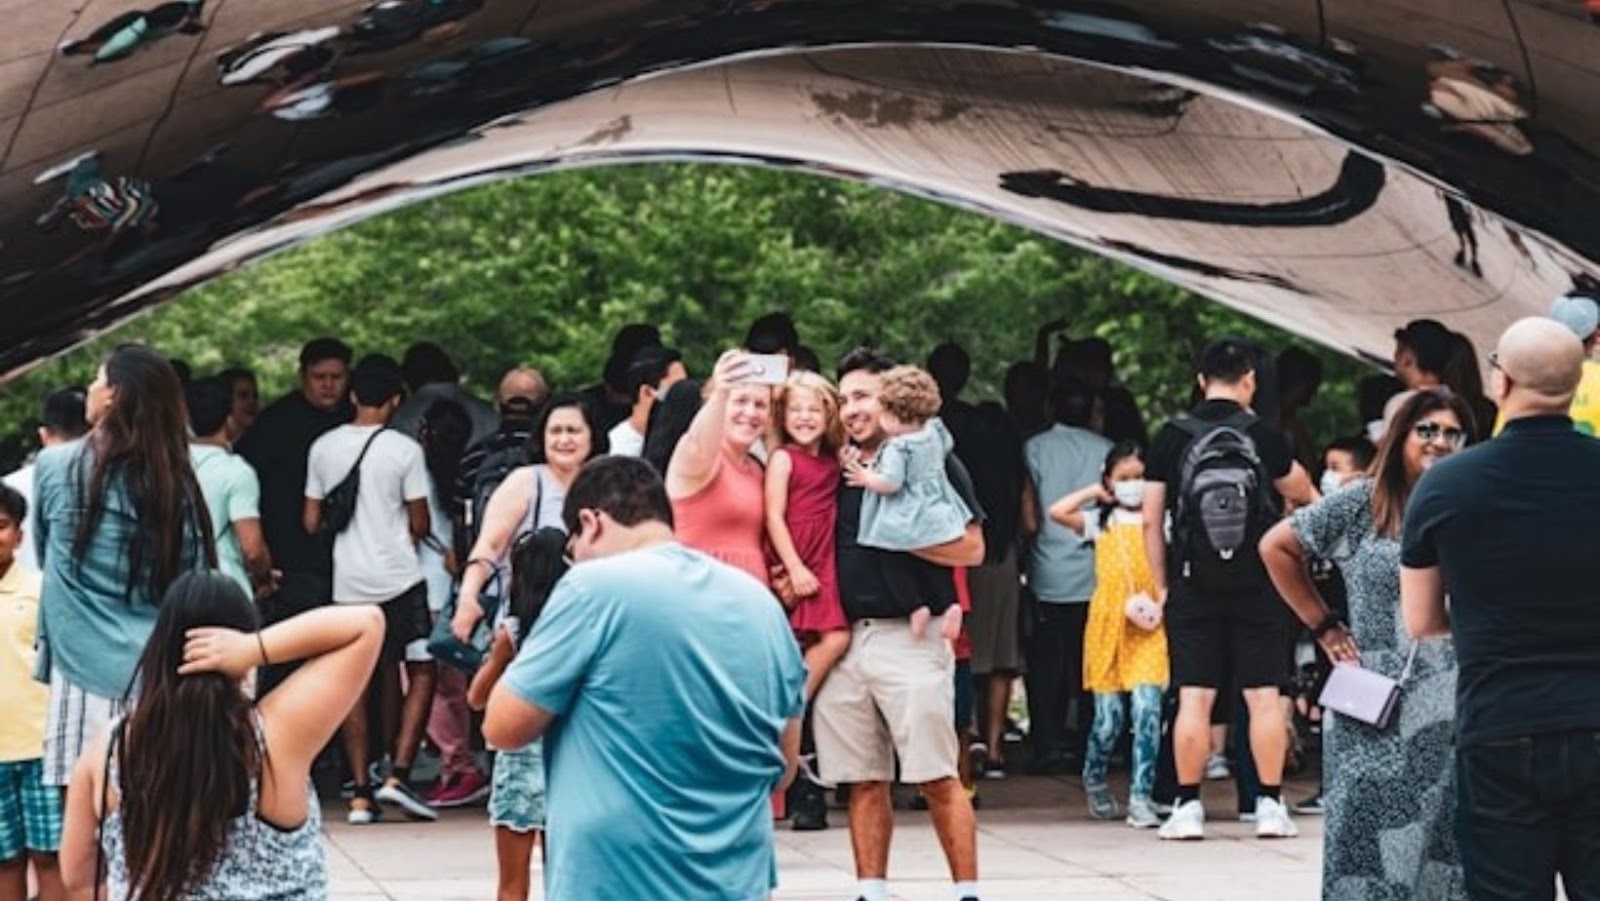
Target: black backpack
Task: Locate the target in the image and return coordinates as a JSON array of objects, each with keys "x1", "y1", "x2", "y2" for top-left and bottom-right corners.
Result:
[
  {"x1": 320, "y1": 428, "x2": 384, "y2": 535},
  {"x1": 1171, "y1": 412, "x2": 1277, "y2": 589},
  {"x1": 463, "y1": 433, "x2": 529, "y2": 548}
]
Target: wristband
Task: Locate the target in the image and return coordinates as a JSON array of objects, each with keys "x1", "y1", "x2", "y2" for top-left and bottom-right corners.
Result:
[
  {"x1": 1310, "y1": 613, "x2": 1344, "y2": 639},
  {"x1": 256, "y1": 631, "x2": 271, "y2": 667}
]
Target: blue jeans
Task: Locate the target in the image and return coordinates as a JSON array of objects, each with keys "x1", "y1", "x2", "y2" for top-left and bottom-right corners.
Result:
[
  {"x1": 1083, "y1": 686, "x2": 1162, "y2": 799},
  {"x1": 1457, "y1": 731, "x2": 1600, "y2": 900}
]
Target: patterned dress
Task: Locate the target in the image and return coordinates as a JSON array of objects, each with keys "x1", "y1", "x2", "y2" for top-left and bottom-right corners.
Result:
[{"x1": 1291, "y1": 481, "x2": 1465, "y2": 901}]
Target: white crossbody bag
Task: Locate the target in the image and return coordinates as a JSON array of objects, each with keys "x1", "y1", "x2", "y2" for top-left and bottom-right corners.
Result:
[{"x1": 1318, "y1": 643, "x2": 1418, "y2": 730}]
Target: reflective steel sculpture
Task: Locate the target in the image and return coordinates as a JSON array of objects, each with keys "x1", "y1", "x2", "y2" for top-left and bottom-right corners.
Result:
[{"x1": 2, "y1": 0, "x2": 1596, "y2": 378}]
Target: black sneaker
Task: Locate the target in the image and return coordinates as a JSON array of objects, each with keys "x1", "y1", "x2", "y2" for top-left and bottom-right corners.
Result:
[
  {"x1": 1292, "y1": 793, "x2": 1325, "y2": 816},
  {"x1": 376, "y1": 777, "x2": 438, "y2": 821}
]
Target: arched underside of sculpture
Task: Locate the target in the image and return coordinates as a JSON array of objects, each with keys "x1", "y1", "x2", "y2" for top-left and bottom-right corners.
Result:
[{"x1": 1, "y1": 1, "x2": 1596, "y2": 378}]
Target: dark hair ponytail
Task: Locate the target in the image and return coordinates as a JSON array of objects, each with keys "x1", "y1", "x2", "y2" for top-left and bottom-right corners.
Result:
[{"x1": 508, "y1": 527, "x2": 571, "y2": 648}]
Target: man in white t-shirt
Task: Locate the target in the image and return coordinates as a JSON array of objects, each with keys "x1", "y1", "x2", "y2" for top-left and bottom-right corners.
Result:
[
  {"x1": 1, "y1": 388, "x2": 87, "y2": 572},
  {"x1": 606, "y1": 346, "x2": 687, "y2": 457},
  {"x1": 305, "y1": 360, "x2": 434, "y2": 826}
]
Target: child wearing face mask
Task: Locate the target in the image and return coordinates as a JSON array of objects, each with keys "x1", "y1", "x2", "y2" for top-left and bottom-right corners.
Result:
[{"x1": 1048, "y1": 441, "x2": 1168, "y2": 828}]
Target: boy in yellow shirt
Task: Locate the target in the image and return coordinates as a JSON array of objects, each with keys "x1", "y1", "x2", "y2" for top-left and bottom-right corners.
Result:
[
  {"x1": 0, "y1": 483, "x2": 59, "y2": 901},
  {"x1": 1492, "y1": 294, "x2": 1600, "y2": 437}
]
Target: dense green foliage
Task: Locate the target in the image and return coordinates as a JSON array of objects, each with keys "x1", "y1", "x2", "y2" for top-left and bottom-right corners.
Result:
[{"x1": 0, "y1": 164, "x2": 1369, "y2": 468}]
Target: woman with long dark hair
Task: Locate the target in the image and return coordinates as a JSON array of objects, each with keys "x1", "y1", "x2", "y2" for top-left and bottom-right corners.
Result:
[
  {"x1": 1261, "y1": 388, "x2": 1476, "y2": 899},
  {"x1": 33, "y1": 345, "x2": 214, "y2": 791},
  {"x1": 450, "y1": 393, "x2": 607, "y2": 641},
  {"x1": 58, "y1": 571, "x2": 383, "y2": 900}
]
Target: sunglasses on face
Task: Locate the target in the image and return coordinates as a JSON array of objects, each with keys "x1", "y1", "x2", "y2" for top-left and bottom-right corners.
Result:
[{"x1": 1413, "y1": 421, "x2": 1468, "y2": 448}]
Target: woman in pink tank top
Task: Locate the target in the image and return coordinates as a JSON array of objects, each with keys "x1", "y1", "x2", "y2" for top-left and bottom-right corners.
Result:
[{"x1": 666, "y1": 350, "x2": 773, "y2": 586}]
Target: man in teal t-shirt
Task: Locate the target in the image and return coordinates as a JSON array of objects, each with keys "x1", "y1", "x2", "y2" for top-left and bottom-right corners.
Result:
[{"x1": 485, "y1": 458, "x2": 806, "y2": 901}]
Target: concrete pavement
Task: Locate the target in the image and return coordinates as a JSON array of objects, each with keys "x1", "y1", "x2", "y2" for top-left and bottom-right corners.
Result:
[{"x1": 325, "y1": 773, "x2": 1322, "y2": 900}]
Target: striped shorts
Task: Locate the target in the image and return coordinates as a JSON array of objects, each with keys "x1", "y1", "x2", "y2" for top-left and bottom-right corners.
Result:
[{"x1": 42, "y1": 669, "x2": 129, "y2": 788}]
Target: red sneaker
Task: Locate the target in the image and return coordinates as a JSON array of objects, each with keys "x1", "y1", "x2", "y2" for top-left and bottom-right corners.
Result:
[{"x1": 429, "y1": 770, "x2": 490, "y2": 808}]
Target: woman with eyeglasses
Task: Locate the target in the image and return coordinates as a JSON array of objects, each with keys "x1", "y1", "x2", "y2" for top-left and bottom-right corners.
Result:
[{"x1": 1260, "y1": 389, "x2": 1475, "y2": 900}]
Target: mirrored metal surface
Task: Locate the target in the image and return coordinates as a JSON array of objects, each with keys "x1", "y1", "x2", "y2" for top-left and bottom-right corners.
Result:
[{"x1": 1, "y1": 0, "x2": 1597, "y2": 378}]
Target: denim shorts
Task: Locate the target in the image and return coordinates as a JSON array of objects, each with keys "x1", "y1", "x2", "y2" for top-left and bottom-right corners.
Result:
[
  {"x1": 489, "y1": 741, "x2": 545, "y2": 833},
  {"x1": 0, "y1": 758, "x2": 62, "y2": 860}
]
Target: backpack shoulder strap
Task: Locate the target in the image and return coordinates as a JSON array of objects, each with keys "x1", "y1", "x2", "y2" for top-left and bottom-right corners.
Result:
[
  {"x1": 1172, "y1": 414, "x2": 1212, "y2": 439},
  {"x1": 343, "y1": 427, "x2": 385, "y2": 481}
]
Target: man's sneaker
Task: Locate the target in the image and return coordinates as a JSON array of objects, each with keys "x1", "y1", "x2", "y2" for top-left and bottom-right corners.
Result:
[
  {"x1": 429, "y1": 770, "x2": 490, "y2": 808},
  {"x1": 1157, "y1": 799, "x2": 1206, "y2": 841},
  {"x1": 1126, "y1": 795, "x2": 1161, "y2": 829},
  {"x1": 346, "y1": 798, "x2": 380, "y2": 825},
  {"x1": 1204, "y1": 754, "x2": 1231, "y2": 780},
  {"x1": 1254, "y1": 797, "x2": 1299, "y2": 839},
  {"x1": 1239, "y1": 806, "x2": 1258, "y2": 824},
  {"x1": 1152, "y1": 799, "x2": 1174, "y2": 817},
  {"x1": 376, "y1": 778, "x2": 439, "y2": 821},
  {"x1": 982, "y1": 758, "x2": 1007, "y2": 780},
  {"x1": 1085, "y1": 781, "x2": 1120, "y2": 820},
  {"x1": 1292, "y1": 793, "x2": 1325, "y2": 816},
  {"x1": 966, "y1": 742, "x2": 990, "y2": 781}
]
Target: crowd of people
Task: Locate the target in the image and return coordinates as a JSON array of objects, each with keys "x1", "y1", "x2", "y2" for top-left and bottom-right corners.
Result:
[{"x1": 1, "y1": 296, "x2": 1599, "y2": 900}]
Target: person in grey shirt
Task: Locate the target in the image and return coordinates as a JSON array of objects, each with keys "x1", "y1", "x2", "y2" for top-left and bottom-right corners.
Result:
[{"x1": 1021, "y1": 376, "x2": 1111, "y2": 771}]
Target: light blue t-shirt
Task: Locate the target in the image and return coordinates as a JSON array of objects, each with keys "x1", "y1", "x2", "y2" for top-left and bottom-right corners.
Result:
[
  {"x1": 1025, "y1": 424, "x2": 1113, "y2": 603},
  {"x1": 503, "y1": 542, "x2": 806, "y2": 901},
  {"x1": 190, "y1": 444, "x2": 261, "y2": 595}
]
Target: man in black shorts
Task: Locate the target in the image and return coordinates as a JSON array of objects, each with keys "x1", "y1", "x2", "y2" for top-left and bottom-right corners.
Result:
[
  {"x1": 1142, "y1": 339, "x2": 1315, "y2": 841},
  {"x1": 305, "y1": 360, "x2": 435, "y2": 825}
]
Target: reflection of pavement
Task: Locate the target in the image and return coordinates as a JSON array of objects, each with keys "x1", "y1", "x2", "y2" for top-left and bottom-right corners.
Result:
[{"x1": 325, "y1": 772, "x2": 1321, "y2": 899}]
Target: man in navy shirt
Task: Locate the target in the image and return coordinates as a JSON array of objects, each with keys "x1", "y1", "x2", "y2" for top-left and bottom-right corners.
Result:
[{"x1": 1403, "y1": 317, "x2": 1600, "y2": 899}]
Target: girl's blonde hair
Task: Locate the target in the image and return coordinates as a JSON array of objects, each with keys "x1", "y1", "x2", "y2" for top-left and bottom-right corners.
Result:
[{"x1": 772, "y1": 371, "x2": 845, "y2": 454}]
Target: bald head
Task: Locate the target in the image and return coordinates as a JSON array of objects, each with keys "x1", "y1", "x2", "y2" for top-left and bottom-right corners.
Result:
[
  {"x1": 497, "y1": 367, "x2": 549, "y2": 406},
  {"x1": 1495, "y1": 317, "x2": 1584, "y2": 415}
]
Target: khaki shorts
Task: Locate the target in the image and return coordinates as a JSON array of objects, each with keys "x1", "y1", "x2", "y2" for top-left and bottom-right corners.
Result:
[{"x1": 814, "y1": 615, "x2": 959, "y2": 786}]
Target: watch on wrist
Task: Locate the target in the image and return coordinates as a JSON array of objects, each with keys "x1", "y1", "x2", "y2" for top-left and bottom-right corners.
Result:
[{"x1": 1311, "y1": 613, "x2": 1344, "y2": 639}]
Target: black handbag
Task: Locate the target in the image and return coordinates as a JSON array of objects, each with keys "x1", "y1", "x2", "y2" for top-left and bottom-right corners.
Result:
[{"x1": 320, "y1": 429, "x2": 384, "y2": 535}]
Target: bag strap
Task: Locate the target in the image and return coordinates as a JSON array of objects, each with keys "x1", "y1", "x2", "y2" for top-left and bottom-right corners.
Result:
[
  {"x1": 1397, "y1": 642, "x2": 1420, "y2": 686},
  {"x1": 344, "y1": 427, "x2": 385, "y2": 482},
  {"x1": 94, "y1": 719, "x2": 124, "y2": 897}
]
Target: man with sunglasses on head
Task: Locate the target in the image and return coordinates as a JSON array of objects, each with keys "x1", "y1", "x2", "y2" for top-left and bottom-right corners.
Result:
[
  {"x1": 1403, "y1": 317, "x2": 1600, "y2": 899},
  {"x1": 483, "y1": 457, "x2": 805, "y2": 901}
]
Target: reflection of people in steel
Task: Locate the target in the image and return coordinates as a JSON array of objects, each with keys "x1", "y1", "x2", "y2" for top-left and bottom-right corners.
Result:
[
  {"x1": 216, "y1": 28, "x2": 341, "y2": 87},
  {"x1": 1442, "y1": 193, "x2": 1482, "y2": 277},
  {"x1": 1206, "y1": 23, "x2": 1361, "y2": 100},
  {"x1": 1422, "y1": 47, "x2": 1533, "y2": 156},
  {"x1": 262, "y1": 72, "x2": 388, "y2": 121},
  {"x1": 34, "y1": 153, "x2": 159, "y2": 237},
  {"x1": 347, "y1": 0, "x2": 486, "y2": 55},
  {"x1": 404, "y1": 37, "x2": 537, "y2": 99},
  {"x1": 59, "y1": 0, "x2": 204, "y2": 64},
  {"x1": 998, "y1": 151, "x2": 1384, "y2": 228}
]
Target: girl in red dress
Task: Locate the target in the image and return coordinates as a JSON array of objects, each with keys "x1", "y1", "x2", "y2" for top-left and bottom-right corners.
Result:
[{"x1": 764, "y1": 371, "x2": 850, "y2": 701}]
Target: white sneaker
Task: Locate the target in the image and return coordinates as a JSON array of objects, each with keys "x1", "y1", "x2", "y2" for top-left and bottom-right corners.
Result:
[
  {"x1": 1204, "y1": 754, "x2": 1231, "y2": 781},
  {"x1": 1157, "y1": 799, "x2": 1206, "y2": 841},
  {"x1": 346, "y1": 799, "x2": 380, "y2": 825},
  {"x1": 1126, "y1": 795, "x2": 1161, "y2": 829},
  {"x1": 1254, "y1": 797, "x2": 1299, "y2": 839}
]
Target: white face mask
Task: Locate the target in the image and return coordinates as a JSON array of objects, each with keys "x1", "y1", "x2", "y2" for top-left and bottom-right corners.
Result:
[
  {"x1": 1112, "y1": 479, "x2": 1146, "y2": 509},
  {"x1": 1320, "y1": 470, "x2": 1346, "y2": 497}
]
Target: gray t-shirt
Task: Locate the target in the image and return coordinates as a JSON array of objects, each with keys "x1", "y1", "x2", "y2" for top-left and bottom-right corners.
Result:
[{"x1": 1025, "y1": 424, "x2": 1112, "y2": 603}]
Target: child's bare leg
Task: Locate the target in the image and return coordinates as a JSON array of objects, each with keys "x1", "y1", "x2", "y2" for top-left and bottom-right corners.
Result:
[
  {"x1": 802, "y1": 630, "x2": 852, "y2": 701},
  {"x1": 494, "y1": 827, "x2": 537, "y2": 901}
]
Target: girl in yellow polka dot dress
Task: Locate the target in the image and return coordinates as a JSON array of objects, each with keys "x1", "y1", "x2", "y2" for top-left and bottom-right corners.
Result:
[{"x1": 1049, "y1": 441, "x2": 1168, "y2": 829}]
